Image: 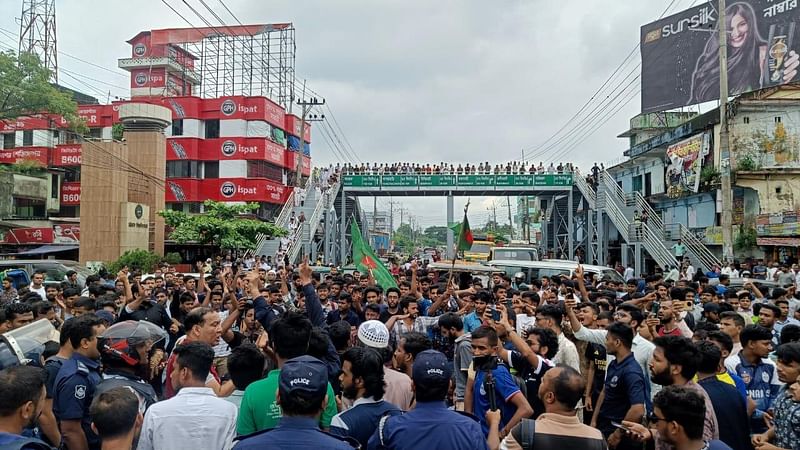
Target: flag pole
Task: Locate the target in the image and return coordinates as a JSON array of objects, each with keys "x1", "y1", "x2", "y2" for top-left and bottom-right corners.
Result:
[{"x1": 447, "y1": 200, "x2": 470, "y2": 289}]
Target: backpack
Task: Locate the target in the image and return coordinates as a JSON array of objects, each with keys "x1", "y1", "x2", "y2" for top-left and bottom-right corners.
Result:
[
  {"x1": 0, "y1": 437, "x2": 54, "y2": 450},
  {"x1": 513, "y1": 418, "x2": 536, "y2": 450}
]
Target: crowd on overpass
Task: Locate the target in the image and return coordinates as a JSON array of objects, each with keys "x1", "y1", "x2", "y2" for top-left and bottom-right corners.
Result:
[{"x1": 338, "y1": 161, "x2": 581, "y2": 175}]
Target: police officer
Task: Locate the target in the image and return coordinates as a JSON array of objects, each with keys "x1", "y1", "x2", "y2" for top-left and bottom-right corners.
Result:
[
  {"x1": 94, "y1": 321, "x2": 167, "y2": 409},
  {"x1": 233, "y1": 355, "x2": 358, "y2": 449},
  {"x1": 53, "y1": 314, "x2": 105, "y2": 450},
  {"x1": 367, "y1": 350, "x2": 489, "y2": 450}
]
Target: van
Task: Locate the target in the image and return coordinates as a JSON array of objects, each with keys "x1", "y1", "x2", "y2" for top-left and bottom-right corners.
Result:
[
  {"x1": 486, "y1": 259, "x2": 624, "y2": 284},
  {"x1": 489, "y1": 247, "x2": 539, "y2": 262}
]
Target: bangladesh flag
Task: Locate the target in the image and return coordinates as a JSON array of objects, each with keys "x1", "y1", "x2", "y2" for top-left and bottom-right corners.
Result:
[
  {"x1": 351, "y1": 220, "x2": 398, "y2": 289},
  {"x1": 449, "y1": 213, "x2": 473, "y2": 252}
]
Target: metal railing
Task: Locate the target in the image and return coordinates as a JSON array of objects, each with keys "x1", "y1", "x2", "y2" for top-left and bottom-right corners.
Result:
[
  {"x1": 674, "y1": 223, "x2": 722, "y2": 271},
  {"x1": 599, "y1": 173, "x2": 675, "y2": 269},
  {"x1": 285, "y1": 178, "x2": 339, "y2": 263},
  {"x1": 573, "y1": 173, "x2": 596, "y2": 210}
]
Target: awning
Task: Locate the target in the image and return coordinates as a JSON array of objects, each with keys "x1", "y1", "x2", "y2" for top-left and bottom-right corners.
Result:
[
  {"x1": 756, "y1": 237, "x2": 800, "y2": 247},
  {"x1": 14, "y1": 245, "x2": 78, "y2": 255}
]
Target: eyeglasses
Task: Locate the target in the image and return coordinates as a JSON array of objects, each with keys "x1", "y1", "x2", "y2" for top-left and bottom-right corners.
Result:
[{"x1": 648, "y1": 413, "x2": 669, "y2": 424}]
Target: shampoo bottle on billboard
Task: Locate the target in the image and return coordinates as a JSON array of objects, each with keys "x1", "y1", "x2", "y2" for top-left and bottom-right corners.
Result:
[{"x1": 764, "y1": 22, "x2": 796, "y2": 87}]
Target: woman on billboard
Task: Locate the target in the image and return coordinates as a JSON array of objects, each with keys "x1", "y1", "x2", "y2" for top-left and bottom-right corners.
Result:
[{"x1": 689, "y1": 1, "x2": 799, "y2": 104}]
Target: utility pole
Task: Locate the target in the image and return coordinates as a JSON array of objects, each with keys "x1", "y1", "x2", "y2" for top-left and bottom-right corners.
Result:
[
  {"x1": 295, "y1": 85, "x2": 325, "y2": 187},
  {"x1": 718, "y1": 0, "x2": 735, "y2": 263},
  {"x1": 506, "y1": 196, "x2": 515, "y2": 240}
]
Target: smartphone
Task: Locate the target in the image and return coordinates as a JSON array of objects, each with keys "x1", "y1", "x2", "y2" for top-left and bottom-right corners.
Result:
[
  {"x1": 611, "y1": 421, "x2": 629, "y2": 431},
  {"x1": 491, "y1": 305, "x2": 501, "y2": 321},
  {"x1": 650, "y1": 301, "x2": 660, "y2": 316}
]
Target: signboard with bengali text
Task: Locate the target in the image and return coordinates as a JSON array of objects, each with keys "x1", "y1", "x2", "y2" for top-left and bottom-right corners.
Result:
[{"x1": 343, "y1": 173, "x2": 573, "y2": 189}]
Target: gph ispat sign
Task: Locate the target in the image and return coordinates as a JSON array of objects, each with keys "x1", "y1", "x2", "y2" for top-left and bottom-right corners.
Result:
[
  {"x1": 61, "y1": 182, "x2": 81, "y2": 206},
  {"x1": 165, "y1": 178, "x2": 288, "y2": 204}
]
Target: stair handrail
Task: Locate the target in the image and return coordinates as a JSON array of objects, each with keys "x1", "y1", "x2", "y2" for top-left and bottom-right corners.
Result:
[
  {"x1": 676, "y1": 223, "x2": 722, "y2": 270},
  {"x1": 573, "y1": 173, "x2": 596, "y2": 209},
  {"x1": 287, "y1": 178, "x2": 333, "y2": 263},
  {"x1": 602, "y1": 192, "x2": 630, "y2": 242},
  {"x1": 638, "y1": 222, "x2": 679, "y2": 269}
]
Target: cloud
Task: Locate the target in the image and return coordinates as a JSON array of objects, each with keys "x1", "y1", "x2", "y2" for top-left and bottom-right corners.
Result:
[{"x1": 0, "y1": 0, "x2": 679, "y2": 231}]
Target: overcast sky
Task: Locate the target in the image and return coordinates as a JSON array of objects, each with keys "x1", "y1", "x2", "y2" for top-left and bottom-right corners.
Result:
[{"x1": 0, "y1": 0, "x2": 702, "y2": 230}]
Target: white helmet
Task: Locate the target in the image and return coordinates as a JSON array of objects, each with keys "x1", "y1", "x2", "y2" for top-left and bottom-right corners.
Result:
[{"x1": 357, "y1": 320, "x2": 390, "y2": 349}]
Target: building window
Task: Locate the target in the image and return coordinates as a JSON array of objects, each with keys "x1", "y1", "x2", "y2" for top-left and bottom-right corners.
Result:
[
  {"x1": 247, "y1": 161, "x2": 282, "y2": 181},
  {"x1": 51, "y1": 174, "x2": 59, "y2": 199},
  {"x1": 13, "y1": 198, "x2": 46, "y2": 218},
  {"x1": 775, "y1": 116, "x2": 782, "y2": 123},
  {"x1": 172, "y1": 119, "x2": 184, "y2": 136},
  {"x1": 743, "y1": 116, "x2": 750, "y2": 124},
  {"x1": 166, "y1": 161, "x2": 200, "y2": 178},
  {"x1": 63, "y1": 168, "x2": 81, "y2": 183},
  {"x1": 188, "y1": 202, "x2": 201, "y2": 213},
  {"x1": 168, "y1": 203, "x2": 183, "y2": 211},
  {"x1": 2, "y1": 133, "x2": 14, "y2": 149},
  {"x1": 204, "y1": 161, "x2": 219, "y2": 179},
  {"x1": 22, "y1": 130, "x2": 33, "y2": 146},
  {"x1": 205, "y1": 119, "x2": 220, "y2": 139}
]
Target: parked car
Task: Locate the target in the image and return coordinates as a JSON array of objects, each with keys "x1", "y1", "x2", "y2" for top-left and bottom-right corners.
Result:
[{"x1": 0, "y1": 259, "x2": 93, "y2": 288}]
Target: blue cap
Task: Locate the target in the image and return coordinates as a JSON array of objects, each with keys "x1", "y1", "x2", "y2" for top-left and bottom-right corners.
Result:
[
  {"x1": 94, "y1": 310, "x2": 115, "y2": 326},
  {"x1": 412, "y1": 350, "x2": 452, "y2": 385},
  {"x1": 279, "y1": 355, "x2": 328, "y2": 398}
]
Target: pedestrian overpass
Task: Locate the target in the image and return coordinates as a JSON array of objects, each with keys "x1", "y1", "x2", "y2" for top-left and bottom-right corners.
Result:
[{"x1": 259, "y1": 170, "x2": 722, "y2": 275}]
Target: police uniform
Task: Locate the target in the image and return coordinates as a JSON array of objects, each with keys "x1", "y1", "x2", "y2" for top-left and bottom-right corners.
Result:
[
  {"x1": 233, "y1": 355, "x2": 357, "y2": 450},
  {"x1": 233, "y1": 417, "x2": 357, "y2": 450},
  {"x1": 95, "y1": 370, "x2": 158, "y2": 409},
  {"x1": 53, "y1": 353, "x2": 102, "y2": 450},
  {"x1": 367, "y1": 350, "x2": 489, "y2": 450}
]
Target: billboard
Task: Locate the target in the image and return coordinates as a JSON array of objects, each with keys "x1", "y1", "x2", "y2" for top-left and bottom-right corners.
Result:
[
  {"x1": 665, "y1": 132, "x2": 710, "y2": 198},
  {"x1": 52, "y1": 144, "x2": 82, "y2": 166},
  {"x1": 641, "y1": 1, "x2": 800, "y2": 112},
  {"x1": 61, "y1": 182, "x2": 81, "y2": 206}
]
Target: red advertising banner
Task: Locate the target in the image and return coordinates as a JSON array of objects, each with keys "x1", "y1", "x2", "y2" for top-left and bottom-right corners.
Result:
[
  {"x1": 159, "y1": 97, "x2": 202, "y2": 119},
  {"x1": 130, "y1": 68, "x2": 167, "y2": 88},
  {"x1": 5, "y1": 227, "x2": 54, "y2": 244},
  {"x1": 166, "y1": 138, "x2": 200, "y2": 160},
  {"x1": 284, "y1": 114, "x2": 312, "y2": 142},
  {"x1": 0, "y1": 116, "x2": 51, "y2": 132},
  {"x1": 77, "y1": 104, "x2": 118, "y2": 128},
  {"x1": 0, "y1": 147, "x2": 49, "y2": 166},
  {"x1": 165, "y1": 178, "x2": 289, "y2": 204},
  {"x1": 52, "y1": 144, "x2": 82, "y2": 166},
  {"x1": 202, "y1": 96, "x2": 285, "y2": 128},
  {"x1": 61, "y1": 182, "x2": 81, "y2": 206},
  {"x1": 166, "y1": 138, "x2": 287, "y2": 166}
]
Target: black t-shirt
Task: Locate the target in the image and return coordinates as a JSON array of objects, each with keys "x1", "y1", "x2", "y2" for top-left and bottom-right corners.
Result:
[
  {"x1": 509, "y1": 350, "x2": 552, "y2": 419},
  {"x1": 584, "y1": 342, "x2": 607, "y2": 398}
]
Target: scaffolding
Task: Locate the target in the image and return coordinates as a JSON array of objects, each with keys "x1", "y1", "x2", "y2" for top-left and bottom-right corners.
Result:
[{"x1": 152, "y1": 24, "x2": 295, "y2": 108}]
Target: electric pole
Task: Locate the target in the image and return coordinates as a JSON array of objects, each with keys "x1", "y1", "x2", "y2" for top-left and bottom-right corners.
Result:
[
  {"x1": 718, "y1": 0, "x2": 735, "y2": 263},
  {"x1": 506, "y1": 196, "x2": 515, "y2": 240},
  {"x1": 295, "y1": 89, "x2": 325, "y2": 187}
]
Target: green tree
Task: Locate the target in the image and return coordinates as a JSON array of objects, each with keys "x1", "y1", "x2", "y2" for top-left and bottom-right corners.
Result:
[
  {"x1": 0, "y1": 51, "x2": 84, "y2": 130},
  {"x1": 423, "y1": 226, "x2": 448, "y2": 245},
  {"x1": 158, "y1": 200, "x2": 287, "y2": 250},
  {"x1": 108, "y1": 249, "x2": 161, "y2": 274}
]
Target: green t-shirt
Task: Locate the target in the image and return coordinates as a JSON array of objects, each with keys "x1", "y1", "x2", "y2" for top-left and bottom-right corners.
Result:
[{"x1": 237, "y1": 369, "x2": 337, "y2": 435}]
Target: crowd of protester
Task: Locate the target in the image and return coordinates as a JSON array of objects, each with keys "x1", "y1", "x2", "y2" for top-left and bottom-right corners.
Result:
[
  {"x1": 337, "y1": 161, "x2": 580, "y2": 175},
  {"x1": 0, "y1": 254, "x2": 799, "y2": 450}
]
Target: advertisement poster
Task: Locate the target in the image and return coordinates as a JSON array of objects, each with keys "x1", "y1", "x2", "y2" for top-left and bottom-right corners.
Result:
[
  {"x1": 641, "y1": 1, "x2": 800, "y2": 112},
  {"x1": 665, "y1": 132, "x2": 710, "y2": 198},
  {"x1": 53, "y1": 225, "x2": 80, "y2": 244}
]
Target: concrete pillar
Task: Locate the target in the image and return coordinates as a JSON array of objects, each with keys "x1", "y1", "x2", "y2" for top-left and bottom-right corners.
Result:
[
  {"x1": 340, "y1": 193, "x2": 347, "y2": 266},
  {"x1": 568, "y1": 189, "x2": 574, "y2": 260},
  {"x1": 446, "y1": 193, "x2": 454, "y2": 260}
]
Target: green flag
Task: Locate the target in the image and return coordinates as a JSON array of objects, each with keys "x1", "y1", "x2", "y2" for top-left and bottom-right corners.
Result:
[
  {"x1": 351, "y1": 220, "x2": 398, "y2": 289},
  {"x1": 457, "y1": 213, "x2": 473, "y2": 251}
]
